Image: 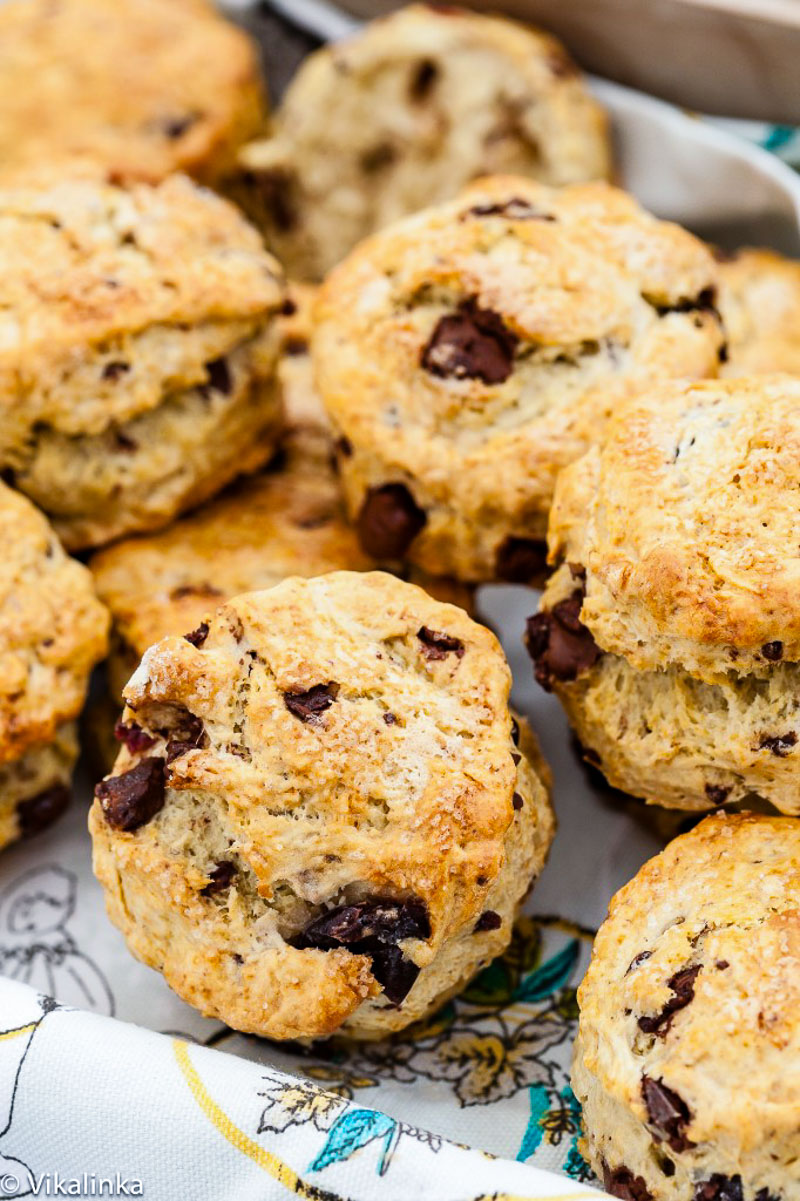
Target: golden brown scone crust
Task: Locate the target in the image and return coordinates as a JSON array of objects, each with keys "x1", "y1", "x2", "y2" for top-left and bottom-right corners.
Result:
[
  {"x1": 314, "y1": 176, "x2": 723, "y2": 582},
  {"x1": 719, "y1": 247, "x2": 800, "y2": 376},
  {"x1": 548, "y1": 375, "x2": 800, "y2": 679},
  {"x1": 0, "y1": 174, "x2": 286, "y2": 549},
  {"x1": 573, "y1": 812, "x2": 800, "y2": 1201},
  {"x1": 224, "y1": 3, "x2": 611, "y2": 281},
  {"x1": 0, "y1": 0, "x2": 266, "y2": 186},
  {"x1": 90, "y1": 572, "x2": 553, "y2": 1040}
]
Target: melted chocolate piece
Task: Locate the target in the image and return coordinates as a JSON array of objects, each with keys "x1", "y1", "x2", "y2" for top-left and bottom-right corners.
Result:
[
  {"x1": 201, "y1": 860, "x2": 237, "y2": 897},
  {"x1": 694, "y1": 1177, "x2": 745, "y2": 1201},
  {"x1": 627, "y1": 950, "x2": 653, "y2": 973},
  {"x1": 761, "y1": 641, "x2": 783, "y2": 662},
  {"x1": 495, "y1": 536, "x2": 548, "y2": 583},
  {"x1": 638, "y1": 964, "x2": 701, "y2": 1035},
  {"x1": 203, "y1": 358, "x2": 232, "y2": 396},
  {"x1": 474, "y1": 910, "x2": 502, "y2": 932},
  {"x1": 602, "y1": 1163, "x2": 654, "y2": 1201},
  {"x1": 421, "y1": 299, "x2": 518, "y2": 385},
  {"x1": 292, "y1": 897, "x2": 430, "y2": 1004},
  {"x1": 758, "y1": 731, "x2": 797, "y2": 757},
  {"x1": 512, "y1": 793, "x2": 524, "y2": 810},
  {"x1": 184, "y1": 622, "x2": 209, "y2": 648},
  {"x1": 357, "y1": 484, "x2": 426, "y2": 559},
  {"x1": 95, "y1": 758, "x2": 166, "y2": 832},
  {"x1": 17, "y1": 785, "x2": 70, "y2": 838},
  {"x1": 465, "y1": 199, "x2": 556, "y2": 221},
  {"x1": 114, "y1": 720, "x2": 156, "y2": 755},
  {"x1": 417, "y1": 627, "x2": 465, "y2": 660},
  {"x1": 642, "y1": 1076, "x2": 694, "y2": 1152},
  {"x1": 283, "y1": 683, "x2": 339, "y2": 723},
  {"x1": 648, "y1": 287, "x2": 719, "y2": 317},
  {"x1": 526, "y1": 590, "x2": 601, "y2": 690},
  {"x1": 410, "y1": 58, "x2": 439, "y2": 100},
  {"x1": 705, "y1": 783, "x2": 731, "y2": 806},
  {"x1": 102, "y1": 361, "x2": 130, "y2": 381}
]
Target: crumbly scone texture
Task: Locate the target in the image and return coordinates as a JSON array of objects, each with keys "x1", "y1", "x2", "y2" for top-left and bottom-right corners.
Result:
[
  {"x1": 0, "y1": 481, "x2": 108, "y2": 767},
  {"x1": 547, "y1": 375, "x2": 800, "y2": 679},
  {"x1": 0, "y1": 0, "x2": 266, "y2": 186},
  {"x1": 573, "y1": 812, "x2": 800, "y2": 1201},
  {"x1": 314, "y1": 176, "x2": 723, "y2": 582},
  {"x1": 90, "y1": 572, "x2": 553, "y2": 1040},
  {"x1": 0, "y1": 174, "x2": 286, "y2": 548},
  {"x1": 719, "y1": 247, "x2": 800, "y2": 376},
  {"x1": 0, "y1": 723, "x2": 79, "y2": 852},
  {"x1": 224, "y1": 3, "x2": 611, "y2": 280}
]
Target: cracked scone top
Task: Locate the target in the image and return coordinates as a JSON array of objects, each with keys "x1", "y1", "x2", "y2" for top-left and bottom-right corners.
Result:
[
  {"x1": 527, "y1": 375, "x2": 800, "y2": 814},
  {"x1": 314, "y1": 176, "x2": 724, "y2": 582},
  {"x1": 0, "y1": 0, "x2": 266, "y2": 186},
  {"x1": 0, "y1": 481, "x2": 109, "y2": 851},
  {"x1": 90, "y1": 572, "x2": 553, "y2": 1040},
  {"x1": 225, "y1": 2, "x2": 611, "y2": 280},
  {"x1": 573, "y1": 812, "x2": 800, "y2": 1201},
  {"x1": 0, "y1": 174, "x2": 286, "y2": 550}
]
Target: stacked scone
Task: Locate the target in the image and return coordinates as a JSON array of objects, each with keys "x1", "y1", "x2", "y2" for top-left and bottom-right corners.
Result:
[
  {"x1": 0, "y1": 483, "x2": 108, "y2": 851},
  {"x1": 0, "y1": 173, "x2": 286, "y2": 550},
  {"x1": 226, "y1": 3, "x2": 611, "y2": 279},
  {"x1": 91, "y1": 573, "x2": 554, "y2": 1039},
  {"x1": 527, "y1": 375, "x2": 800, "y2": 815},
  {"x1": 314, "y1": 175, "x2": 724, "y2": 582}
]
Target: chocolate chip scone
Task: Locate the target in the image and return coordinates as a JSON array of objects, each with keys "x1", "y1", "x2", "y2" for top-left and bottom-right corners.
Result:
[
  {"x1": 0, "y1": 481, "x2": 109, "y2": 851},
  {"x1": 224, "y1": 3, "x2": 611, "y2": 281},
  {"x1": 314, "y1": 176, "x2": 724, "y2": 583},
  {"x1": 0, "y1": 0, "x2": 266, "y2": 186},
  {"x1": 90, "y1": 572, "x2": 553, "y2": 1039},
  {"x1": 574, "y1": 811, "x2": 799, "y2": 1201},
  {"x1": 717, "y1": 248, "x2": 800, "y2": 376},
  {"x1": 526, "y1": 375, "x2": 800, "y2": 814},
  {"x1": 0, "y1": 174, "x2": 286, "y2": 550}
]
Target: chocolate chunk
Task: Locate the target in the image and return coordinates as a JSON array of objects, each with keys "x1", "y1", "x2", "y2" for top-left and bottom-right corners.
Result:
[
  {"x1": 114, "y1": 431, "x2": 137, "y2": 453},
  {"x1": 357, "y1": 483, "x2": 426, "y2": 559},
  {"x1": 421, "y1": 299, "x2": 518, "y2": 385},
  {"x1": 417, "y1": 626, "x2": 465, "y2": 660},
  {"x1": 511, "y1": 716, "x2": 520, "y2": 746},
  {"x1": 165, "y1": 732, "x2": 202, "y2": 765},
  {"x1": 284, "y1": 336, "x2": 308, "y2": 356},
  {"x1": 114, "y1": 720, "x2": 156, "y2": 755},
  {"x1": 292, "y1": 897, "x2": 430, "y2": 1004},
  {"x1": 171, "y1": 584, "x2": 223, "y2": 601},
  {"x1": 410, "y1": 58, "x2": 439, "y2": 100},
  {"x1": 758, "y1": 731, "x2": 797, "y2": 757},
  {"x1": 474, "y1": 910, "x2": 502, "y2": 932},
  {"x1": 95, "y1": 758, "x2": 166, "y2": 832},
  {"x1": 284, "y1": 683, "x2": 339, "y2": 723},
  {"x1": 512, "y1": 793, "x2": 524, "y2": 810},
  {"x1": 627, "y1": 950, "x2": 653, "y2": 973},
  {"x1": 648, "y1": 287, "x2": 720, "y2": 319},
  {"x1": 638, "y1": 964, "x2": 701, "y2": 1035},
  {"x1": 184, "y1": 622, "x2": 209, "y2": 648},
  {"x1": 201, "y1": 860, "x2": 237, "y2": 897},
  {"x1": 705, "y1": 783, "x2": 731, "y2": 805},
  {"x1": 602, "y1": 1163, "x2": 654, "y2": 1201},
  {"x1": 246, "y1": 167, "x2": 296, "y2": 231},
  {"x1": 17, "y1": 785, "x2": 70, "y2": 839},
  {"x1": 383, "y1": 712, "x2": 398, "y2": 725},
  {"x1": 336, "y1": 435, "x2": 353, "y2": 458},
  {"x1": 495, "y1": 536, "x2": 548, "y2": 583},
  {"x1": 102, "y1": 361, "x2": 130, "y2": 381},
  {"x1": 761, "y1": 641, "x2": 784, "y2": 661},
  {"x1": 716, "y1": 960, "x2": 730, "y2": 970},
  {"x1": 694, "y1": 1176, "x2": 745, "y2": 1201},
  {"x1": 203, "y1": 358, "x2": 232, "y2": 396},
  {"x1": 359, "y1": 142, "x2": 397, "y2": 173},
  {"x1": 161, "y1": 113, "x2": 198, "y2": 139},
  {"x1": 526, "y1": 591, "x2": 601, "y2": 690},
  {"x1": 642, "y1": 1076, "x2": 694, "y2": 1152},
  {"x1": 465, "y1": 199, "x2": 556, "y2": 221}
]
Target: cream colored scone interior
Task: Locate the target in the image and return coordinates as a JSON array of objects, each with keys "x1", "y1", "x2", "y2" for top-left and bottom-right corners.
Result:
[
  {"x1": 0, "y1": 174, "x2": 286, "y2": 550},
  {"x1": 90, "y1": 572, "x2": 554, "y2": 1040},
  {"x1": 527, "y1": 375, "x2": 800, "y2": 814},
  {"x1": 718, "y1": 247, "x2": 800, "y2": 376},
  {"x1": 573, "y1": 811, "x2": 800, "y2": 1201},
  {"x1": 314, "y1": 176, "x2": 724, "y2": 583},
  {"x1": 0, "y1": 0, "x2": 266, "y2": 186},
  {"x1": 0, "y1": 482, "x2": 109, "y2": 851},
  {"x1": 224, "y1": 3, "x2": 611, "y2": 281}
]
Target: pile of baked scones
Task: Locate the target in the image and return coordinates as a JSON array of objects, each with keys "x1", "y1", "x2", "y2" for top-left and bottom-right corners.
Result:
[{"x1": 0, "y1": 2, "x2": 797, "y2": 1197}]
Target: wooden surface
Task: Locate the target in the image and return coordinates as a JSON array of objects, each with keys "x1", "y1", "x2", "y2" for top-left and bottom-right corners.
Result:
[{"x1": 333, "y1": 0, "x2": 800, "y2": 123}]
